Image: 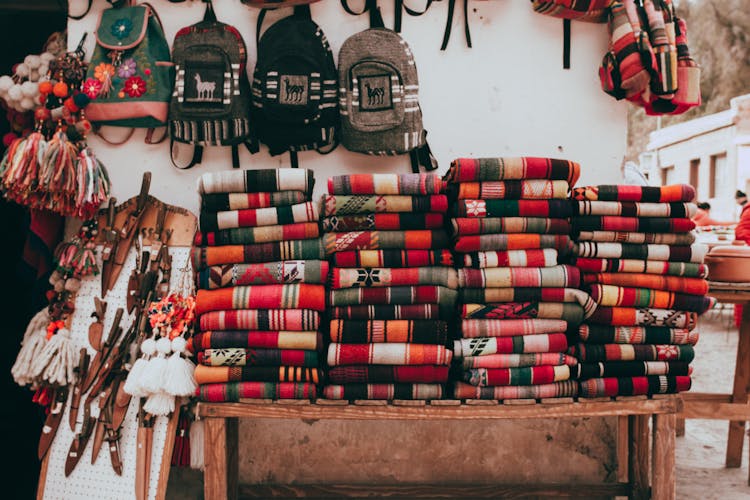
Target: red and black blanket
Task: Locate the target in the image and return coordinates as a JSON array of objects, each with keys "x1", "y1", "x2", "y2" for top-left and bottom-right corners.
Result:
[
  {"x1": 453, "y1": 380, "x2": 579, "y2": 400},
  {"x1": 328, "y1": 173, "x2": 446, "y2": 195},
  {"x1": 327, "y1": 365, "x2": 450, "y2": 384},
  {"x1": 323, "y1": 383, "x2": 444, "y2": 400},
  {"x1": 445, "y1": 157, "x2": 581, "y2": 185},
  {"x1": 199, "y1": 309, "x2": 321, "y2": 332},
  {"x1": 330, "y1": 304, "x2": 452, "y2": 320},
  {"x1": 322, "y1": 213, "x2": 445, "y2": 231},
  {"x1": 568, "y1": 343, "x2": 695, "y2": 362},
  {"x1": 577, "y1": 325, "x2": 699, "y2": 345},
  {"x1": 331, "y1": 249, "x2": 454, "y2": 268},
  {"x1": 198, "y1": 381, "x2": 316, "y2": 401},
  {"x1": 578, "y1": 376, "x2": 691, "y2": 397},
  {"x1": 329, "y1": 319, "x2": 449, "y2": 345}
]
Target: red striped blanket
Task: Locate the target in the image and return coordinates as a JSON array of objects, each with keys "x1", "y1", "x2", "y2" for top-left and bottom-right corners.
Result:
[
  {"x1": 327, "y1": 365, "x2": 450, "y2": 384},
  {"x1": 582, "y1": 273, "x2": 708, "y2": 295},
  {"x1": 463, "y1": 249, "x2": 559, "y2": 268},
  {"x1": 460, "y1": 319, "x2": 568, "y2": 338},
  {"x1": 577, "y1": 325, "x2": 699, "y2": 345},
  {"x1": 327, "y1": 343, "x2": 453, "y2": 366},
  {"x1": 451, "y1": 217, "x2": 571, "y2": 236},
  {"x1": 198, "y1": 168, "x2": 314, "y2": 195},
  {"x1": 189, "y1": 331, "x2": 321, "y2": 352},
  {"x1": 332, "y1": 249, "x2": 454, "y2": 268},
  {"x1": 323, "y1": 383, "x2": 444, "y2": 400},
  {"x1": 453, "y1": 334, "x2": 569, "y2": 357},
  {"x1": 194, "y1": 222, "x2": 320, "y2": 246},
  {"x1": 192, "y1": 239, "x2": 325, "y2": 269},
  {"x1": 587, "y1": 307, "x2": 698, "y2": 329},
  {"x1": 329, "y1": 286, "x2": 458, "y2": 307},
  {"x1": 197, "y1": 260, "x2": 329, "y2": 290},
  {"x1": 588, "y1": 284, "x2": 714, "y2": 314},
  {"x1": 460, "y1": 302, "x2": 585, "y2": 323},
  {"x1": 573, "y1": 200, "x2": 697, "y2": 218},
  {"x1": 454, "y1": 234, "x2": 571, "y2": 253},
  {"x1": 199, "y1": 309, "x2": 320, "y2": 332},
  {"x1": 456, "y1": 180, "x2": 570, "y2": 200},
  {"x1": 460, "y1": 287, "x2": 592, "y2": 306},
  {"x1": 328, "y1": 174, "x2": 446, "y2": 195},
  {"x1": 453, "y1": 380, "x2": 579, "y2": 400},
  {"x1": 572, "y1": 257, "x2": 708, "y2": 278},
  {"x1": 572, "y1": 216, "x2": 695, "y2": 234},
  {"x1": 452, "y1": 199, "x2": 573, "y2": 218},
  {"x1": 323, "y1": 194, "x2": 449, "y2": 215},
  {"x1": 574, "y1": 242, "x2": 708, "y2": 263},
  {"x1": 463, "y1": 365, "x2": 573, "y2": 387},
  {"x1": 458, "y1": 265, "x2": 580, "y2": 288},
  {"x1": 197, "y1": 348, "x2": 320, "y2": 367},
  {"x1": 329, "y1": 320, "x2": 449, "y2": 344},
  {"x1": 330, "y1": 304, "x2": 451, "y2": 320},
  {"x1": 199, "y1": 201, "x2": 319, "y2": 232},
  {"x1": 198, "y1": 382, "x2": 316, "y2": 401},
  {"x1": 577, "y1": 361, "x2": 691, "y2": 379},
  {"x1": 194, "y1": 365, "x2": 322, "y2": 384},
  {"x1": 330, "y1": 267, "x2": 458, "y2": 289},
  {"x1": 196, "y1": 284, "x2": 326, "y2": 315},
  {"x1": 578, "y1": 376, "x2": 691, "y2": 397},
  {"x1": 568, "y1": 343, "x2": 695, "y2": 362},
  {"x1": 202, "y1": 191, "x2": 307, "y2": 212},
  {"x1": 322, "y1": 213, "x2": 445, "y2": 231},
  {"x1": 571, "y1": 184, "x2": 695, "y2": 203},
  {"x1": 445, "y1": 157, "x2": 581, "y2": 185},
  {"x1": 461, "y1": 353, "x2": 579, "y2": 369},
  {"x1": 324, "y1": 230, "x2": 449, "y2": 253},
  {"x1": 575, "y1": 231, "x2": 696, "y2": 245}
]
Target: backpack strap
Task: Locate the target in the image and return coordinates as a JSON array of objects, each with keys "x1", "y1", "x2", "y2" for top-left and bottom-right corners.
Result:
[
  {"x1": 341, "y1": 0, "x2": 384, "y2": 28},
  {"x1": 294, "y1": 3, "x2": 313, "y2": 19},
  {"x1": 409, "y1": 131, "x2": 438, "y2": 173},
  {"x1": 170, "y1": 139, "x2": 204, "y2": 170},
  {"x1": 144, "y1": 127, "x2": 168, "y2": 145},
  {"x1": 341, "y1": 0, "x2": 371, "y2": 16},
  {"x1": 289, "y1": 151, "x2": 299, "y2": 169},
  {"x1": 440, "y1": 0, "x2": 472, "y2": 51},
  {"x1": 399, "y1": 0, "x2": 434, "y2": 32},
  {"x1": 93, "y1": 126, "x2": 136, "y2": 146},
  {"x1": 563, "y1": 19, "x2": 571, "y2": 69}
]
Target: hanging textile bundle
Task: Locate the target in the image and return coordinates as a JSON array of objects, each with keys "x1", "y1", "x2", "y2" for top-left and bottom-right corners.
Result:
[
  {"x1": 75, "y1": 146, "x2": 110, "y2": 219},
  {"x1": 39, "y1": 129, "x2": 78, "y2": 212},
  {"x1": 30, "y1": 320, "x2": 79, "y2": 386},
  {"x1": 0, "y1": 131, "x2": 48, "y2": 194},
  {"x1": 10, "y1": 308, "x2": 51, "y2": 386}
]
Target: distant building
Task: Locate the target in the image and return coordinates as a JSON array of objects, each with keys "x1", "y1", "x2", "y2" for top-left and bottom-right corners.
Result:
[{"x1": 646, "y1": 93, "x2": 750, "y2": 222}]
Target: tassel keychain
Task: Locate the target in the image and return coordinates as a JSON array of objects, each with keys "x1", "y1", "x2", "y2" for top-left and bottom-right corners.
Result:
[
  {"x1": 30, "y1": 319, "x2": 79, "y2": 386},
  {"x1": 39, "y1": 128, "x2": 78, "y2": 214},
  {"x1": 75, "y1": 145, "x2": 110, "y2": 219},
  {"x1": 142, "y1": 336, "x2": 175, "y2": 416},
  {"x1": 10, "y1": 308, "x2": 51, "y2": 386},
  {"x1": 123, "y1": 336, "x2": 155, "y2": 398},
  {"x1": 1, "y1": 130, "x2": 48, "y2": 196}
]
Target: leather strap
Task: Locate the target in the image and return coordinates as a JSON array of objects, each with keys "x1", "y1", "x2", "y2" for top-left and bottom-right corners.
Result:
[
  {"x1": 94, "y1": 126, "x2": 136, "y2": 146},
  {"x1": 144, "y1": 127, "x2": 168, "y2": 145},
  {"x1": 563, "y1": 19, "x2": 571, "y2": 69},
  {"x1": 170, "y1": 139, "x2": 204, "y2": 170},
  {"x1": 440, "y1": 0, "x2": 471, "y2": 50},
  {"x1": 341, "y1": 0, "x2": 370, "y2": 16},
  {"x1": 68, "y1": 0, "x2": 92, "y2": 20}
]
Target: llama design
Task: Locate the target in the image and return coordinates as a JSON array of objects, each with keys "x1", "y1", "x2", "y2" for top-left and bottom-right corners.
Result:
[
  {"x1": 193, "y1": 72, "x2": 217, "y2": 101},
  {"x1": 285, "y1": 78, "x2": 305, "y2": 102},
  {"x1": 279, "y1": 75, "x2": 308, "y2": 106},
  {"x1": 359, "y1": 74, "x2": 391, "y2": 111},
  {"x1": 365, "y1": 83, "x2": 385, "y2": 106}
]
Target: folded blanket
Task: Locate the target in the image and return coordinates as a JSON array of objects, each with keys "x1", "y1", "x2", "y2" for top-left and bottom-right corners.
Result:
[
  {"x1": 329, "y1": 286, "x2": 458, "y2": 307},
  {"x1": 332, "y1": 249, "x2": 454, "y2": 268},
  {"x1": 464, "y1": 365, "x2": 573, "y2": 387},
  {"x1": 577, "y1": 325, "x2": 699, "y2": 345},
  {"x1": 577, "y1": 361, "x2": 691, "y2": 380},
  {"x1": 327, "y1": 343, "x2": 453, "y2": 366},
  {"x1": 192, "y1": 239, "x2": 325, "y2": 269},
  {"x1": 579, "y1": 376, "x2": 691, "y2": 397},
  {"x1": 461, "y1": 302, "x2": 585, "y2": 323},
  {"x1": 196, "y1": 284, "x2": 326, "y2": 315},
  {"x1": 330, "y1": 304, "x2": 451, "y2": 320},
  {"x1": 576, "y1": 231, "x2": 696, "y2": 245},
  {"x1": 198, "y1": 348, "x2": 320, "y2": 367},
  {"x1": 194, "y1": 365, "x2": 322, "y2": 385},
  {"x1": 454, "y1": 234, "x2": 572, "y2": 253},
  {"x1": 461, "y1": 319, "x2": 568, "y2": 338},
  {"x1": 568, "y1": 343, "x2": 695, "y2": 362},
  {"x1": 323, "y1": 194, "x2": 448, "y2": 215},
  {"x1": 198, "y1": 168, "x2": 314, "y2": 195},
  {"x1": 574, "y1": 242, "x2": 708, "y2": 263},
  {"x1": 188, "y1": 331, "x2": 322, "y2": 352},
  {"x1": 198, "y1": 381, "x2": 316, "y2": 401},
  {"x1": 460, "y1": 287, "x2": 592, "y2": 308},
  {"x1": 588, "y1": 284, "x2": 714, "y2": 313},
  {"x1": 453, "y1": 380, "x2": 579, "y2": 400},
  {"x1": 459, "y1": 265, "x2": 580, "y2": 289},
  {"x1": 199, "y1": 202, "x2": 320, "y2": 232},
  {"x1": 202, "y1": 191, "x2": 307, "y2": 212},
  {"x1": 323, "y1": 383, "x2": 444, "y2": 400},
  {"x1": 461, "y1": 353, "x2": 579, "y2": 370},
  {"x1": 463, "y1": 249, "x2": 559, "y2": 268},
  {"x1": 453, "y1": 334, "x2": 569, "y2": 357},
  {"x1": 322, "y1": 213, "x2": 445, "y2": 231},
  {"x1": 587, "y1": 307, "x2": 698, "y2": 329},
  {"x1": 324, "y1": 230, "x2": 449, "y2": 254},
  {"x1": 199, "y1": 309, "x2": 320, "y2": 332},
  {"x1": 451, "y1": 217, "x2": 570, "y2": 236},
  {"x1": 573, "y1": 200, "x2": 697, "y2": 218},
  {"x1": 583, "y1": 273, "x2": 708, "y2": 295},
  {"x1": 572, "y1": 184, "x2": 695, "y2": 203},
  {"x1": 194, "y1": 222, "x2": 320, "y2": 246},
  {"x1": 456, "y1": 180, "x2": 570, "y2": 200},
  {"x1": 328, "y1": 173, "x2": 446, "y2": 195},
  {"x1": 327, "y1": 365, "x2": 450, "y2": 384},
  {"x1": 329, "y1": 319, "x2": 449, "y2": 345},
  {"x1": 572, "y1": 257, "x2": 709, "y2": 278},
  {"x1": 197, "y1": 260, "x2": 329, "y2": 290},
  {"x1": 331, "y1": 267, "x2": 458, "y2": 289},
  {"x1": 445, "y1": 157, "x2": 581, "y2": 185},
  {"x1": 572, "y1": 216, "x2": 695, "y2": 234},
  {"x1": 452, "y1": 199, "x2": 573, "y2": 218}
]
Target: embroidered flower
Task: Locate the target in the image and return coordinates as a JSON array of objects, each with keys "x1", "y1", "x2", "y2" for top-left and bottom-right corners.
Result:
[
  {"x1": 123, "y1": 76, "x2": 146, "y2": 97},
  {"x1": 116, "y1": 58, "x2": 136, "y2": 78},
  {"x1": 82, "y1": 78, "x2": 102, "y2": 99},
  {"x1": 94, "y1": 63, "x2": 115, "y2": 83},
  {"x1": 657, "y1": 345, "x2": 679, "y2": 360},
  {"x1": 465, "y1": 200, "x2": 486, "y2": 217},
  {"x1": 111, "y1": 18, "x2": 133, "y2": 39}
]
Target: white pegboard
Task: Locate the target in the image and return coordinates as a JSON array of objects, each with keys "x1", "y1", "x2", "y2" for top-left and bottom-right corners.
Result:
[{"x1": 41, "y1": 246, "x2": 191, "y2": 500}]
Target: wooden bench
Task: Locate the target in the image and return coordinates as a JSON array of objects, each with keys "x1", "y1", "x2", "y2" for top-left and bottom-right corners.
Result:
[{"x1": 197, "y1": 395, "x2": 681, "y2": 500}]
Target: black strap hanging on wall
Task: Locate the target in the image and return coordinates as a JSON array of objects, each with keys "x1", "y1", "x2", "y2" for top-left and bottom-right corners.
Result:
[
  {"x1": 397, "y1": 0, "x2": 434, "y2": 33},
  {"x1": 563, "y1": 19, "x2": 571, "y2": 69},
  {"x1": 203, "y1": 0, "x2": 217, "y2": 22},
  {"x1": 440, "y1": 0, "x2": 472, "y2": 51}
]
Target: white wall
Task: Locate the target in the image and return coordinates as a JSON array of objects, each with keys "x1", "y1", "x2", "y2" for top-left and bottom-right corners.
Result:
[{"x1": 68, "y1": 0, "x2": 626, "y2": 217}]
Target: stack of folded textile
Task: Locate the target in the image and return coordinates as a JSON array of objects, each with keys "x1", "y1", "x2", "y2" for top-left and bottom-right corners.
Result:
[
  {"x1": 446, "y1": 157, "x2": 589, "y2": 400},
  {"x1": 323, "y1": 173, "x2": 457, "y2": 400},
  {"x1": 569, "y1": 183, "x2": 711, "y2": 397},
  {"x1": 189, "y1": 168, "x2": 326, "y2": 402}
]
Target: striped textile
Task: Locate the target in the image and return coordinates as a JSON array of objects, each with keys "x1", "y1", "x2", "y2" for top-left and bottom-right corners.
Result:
[
  {"x1": 191, "y1": 239, "x2": 325, "y2": 269},
  {"x1": 201, "y1": 191, "x2": 307, "y2": 212},
  {"x1": 329, "y1": 320, "x2": 449, "y2": 344},
  {"x1": 571, "y1": 184, "x2": 696, "y2": 203},
  {"x1": 451, "y1": 217, "x2": 571, "y2": 236},
  {"x1": 195, "y1": 284, "x2": 326, "y2": 315},
  {"x1": 331, "y1": 267, "x2": 458, "y2": 289},
  {"x1": 454, "y1": 234, "x2": 572, "y2": 253},
  {"x1": 330, "y1": 304, "x2": 451, "y2": 320},
  {"x1": 198, "y1": 168, "x2": 314, "y2": 195},
  {"x1": 460, "y1": 287, "x2": 593, "y2": 307},
  {"x1": 323, "y1": 194, "x2": 448, "y2": 215},
  {"x1": 453, "y1": 380, "x2": 579, "y2": 400},
  {"x1": 327, "y1": 365, "x2": 450, "y2": 384},
  {"x1": 578, "y1": 376, "x2": 691, "y2": 398},
  {"x1": 329, "y1": 286, "x2": 458, "y2": 307},
  {"x1": 461, "y1": 353, "x2": 579, "y2": 369},
  {"x1": 588, "y1": 307, "x2": 698, "y2": 329},
  {"x1": 576, "y1": 231, "x2": 696, "y2": 245},
  {"x1": 456, "y1": 180, "x2": 570, "y2": 200},
  {"x1": 322, "y1": 213, "x2": 445, "y2": 231},
  {"x1": 459, "y1": 265, "x2": 580, "y2": 289},
  {"x1": 573, "y1": 242, "x2": 708, "y2": 263},
  {"x1": 332, "y1": 249, "x2": 454, "y2": 268},
  {"x1": 573, "y1": 200, "x2": 697, "y2": 218},
  {"x1": 323, "y1": 230, "x2": 449, "y2": 253},
  {"x1": 323, "y1": 383, "x2": 444, "y2": 400},
  {"x1": 464, "y1": 365, "x2": 573, "y2": 387},
  {"x1": 577, "y1": 361, "x2": 691, "y2": 379},
  {"x1": 572, "y1": 257, "x2": 708, "y2": 278},
  {"x1": 461, "y1": 302, "x2": 585, "y2": 323},
  {"x1": 568, "y1": 343, "x2": 695, "y2": 362},
  {"x1": 601, "y1": 0, "x2": 650, "y2": 100},
  {"x1": 194, "y1": 222, "x2": 320, "y2": 246},
  {"x1": 188, "y1": 331, "x2": 321, "y2": 352},
  {"x1": 582, "y1": 273, "x2": 708, "y2": 295},
  {"x1": 577, "y1": 325, "x2": 699, "y2": 345},
  {"x1": 198, "y1": 348, "x2": 320, "y2": 367},
  {"x1": 452, "y1": 199, "x2": 573, "y2": 218},
  {"x1": 327, "y1": 343, "x2": 453, "y2": 366},
  {"x1": 198, "y1": 381, "x2": 316, "y2": 401},
  {"x1": 199, "y1": 202, "x2": 320, "y2": 232},
  {"x1": 199, "y1": 309, "x2": 321, "y2": 332},
  {"x1": 197, "y1": 260, "x2": 329, "y2": 289},
  {"x1": 463, "y1": 249, "x2": 559, "y2": 269},
  {"x1": 445, "y1": 157, "x2": 581, "y2": 185},
  {"x1": 453, "y1": 334, "x2": 569, "y2": 357},
  {"x1": 588, "y1": 285, "x2": 714, "y2": 313},
  {"x1": 328, "y1": 173, "x2": 446, "y2": 195},
  {"x1": 194, "y1": 365, "x2": 322, "y2": 384},
  {"x1": 572, "y1": 216, "x2": 695, "y2": 234},
  {"x1": 460, "y1": 319, "x2": 568, "y2": 338},
  {"x1": 531, "y1": 0, "x2": 612, "y2": 22}
]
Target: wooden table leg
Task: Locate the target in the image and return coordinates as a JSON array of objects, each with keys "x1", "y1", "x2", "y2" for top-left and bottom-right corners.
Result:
[
  {"x1": 618, "y1": 416, "x2": 629, "y2": 484},
  {"x1": 675, "y1": 417, "x2": 685, "y2": 437},
  {"x1": 628, "y1": 415, "x2": 650, "y2": 500},
  {"x1": 204, "y1": 417, "x2": 239, "y2": 500},
  {"x1": 652, "y1": 413, "x2": 676, "y2": 500},
  {"x1": 726, "y1": 302, "x2": 750, "y2": 468}
]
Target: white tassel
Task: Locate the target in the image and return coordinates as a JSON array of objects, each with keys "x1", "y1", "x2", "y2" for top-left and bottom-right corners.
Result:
[
  {"x1": 11, "y1": 308, "x2": 50, "y2": 385},
  {"x1": 32, "y1": 328, "x2": 79, "y2": 386},
  {"x1": 164, "y1": 337, "x2": 197, "y2": 397},
  {"x1": 123, "y1": 338, "x2": 155, "y2": 397},
  {"x1": 140, "y1": 337, "x2": 171, "y2": 394},
  {"x1": 143, "y1": 391, "x2": 174, "y2": 416},
  {"x1": 189, "y1": 418, "x2": 204, "y2": 471}
]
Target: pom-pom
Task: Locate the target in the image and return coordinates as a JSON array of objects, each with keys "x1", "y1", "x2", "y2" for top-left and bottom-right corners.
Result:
[
  {"x1": 75, "y1": 119, "x2": 91, "y2": 135},
  {"x1": 140, "y1": 355, "x2": 167, "y2": 395},
  {"x1": 64, "y1": 278, "x2": 81, "y2": 292},
  {"x1": 171, "y1": 337, "x2": 187, "y2": 354},
  {"x1": 156, "y1": 336, "x2": 172, "y2": 355},
  {"x1": 40, "y1": 52, "x2": 55, "y2": 63},
  {"x1": 35, "y1": 107, "x2": 51, "y2": 121},
  {"x1": 73, "y1": 92, "x2": 90, "y2": 108},
  {"x1": 2, "y1": 132, "x2": 17, "y2": 147},
  {"x1": 15, "y1": 63, "x2": 29, "y2": 78},
  {"x1": 63, "y1": 98, "x2": 78, "y2": 113},
  {"x1": 0, "y1": 75, "x2": 13, "y2": 92},
  {"x1": 143, "y1": 391, "x2": 174, "y2": 417},
  {"x1": 164, "y1": 350, "x2": 196, "y2": 397},
  {"x1": 8, "y1": 84, "x2": 22, "y2": 101},
  {"x1": 24, "y1": 55, "x2": 41, "y2": 70},
  {"x1": 53, "y1": 280, "x2": 65, "y2": 293},
  {"x1": 21, "y1": 81, "x2": 37, "y2": 97},
  {"x1": 52, "y1": 81, "x2": 68, "y2": 98},
  {"x1": 140, "y1": 337, "x2": 156, "y2": 356},
  {"x1": 20, "y1": 98, "x2": 35, "y2": 111},
  {"x1": 123, "y1": 356, "x2": 149, "y2": 397}
]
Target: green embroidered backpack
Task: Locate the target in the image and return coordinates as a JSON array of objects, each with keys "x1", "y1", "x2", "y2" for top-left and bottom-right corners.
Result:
[{"x1": 83, "y1": 3, "x2": 174, "y2": 130}]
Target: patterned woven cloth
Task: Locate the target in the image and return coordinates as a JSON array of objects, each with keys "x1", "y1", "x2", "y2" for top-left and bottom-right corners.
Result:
[
  {"x1": 452, "y1": 199, "x2": 573, "y2": 218},
  {"x1": 460, "y1": 319, "x2": 568, "y2": 338},
  {"x1": 323, "y1": 383, "x2": 444, "y2": 400},
  {"x1": 197, "y1": 260, "x2": 329, "y2": 289},
  {"x1": 463, "y1": 249, "x2": 559, "y2": 268},
  {"x1": 323, "y1": 194, "x2": 448, "y2": 215},
  {"x1": 198, "y1": 381, "x2": 316, "y2": 401},
  {"x1": 577, "y1": 361, "x2": 691, "y2": 379},
  {"x1": 198, "y1": 348, "x2": 320, "y2": 367},
  {"x1": 194, "y1": 222, "x2": 320, "y2": 246},
  {"x1": 330, "y1": 304, "x2": 452, "y2": 320},
  {"x1": 572, "y1": 216, "x2": 695, "y2": 234},
  {"x1": 568, "y1": 343, "x2": 695, "y2": 362},
  {"x1": 192, "y1": 239, "x2": 325, "y2": 269},
  {"x1": 576, "y1": 231, "x2": 696, "y2": 245},
  {"x1": 331, "y1": 267, "x2": 458, "y2": 289},
  {"x1": 461, "y1": 353, "x2": 579, "y2": 369},
  {"x1": 195, "y1": 284, "x2": 326, "y2": 315},
  {"x1": 198, "y1": 168, "x2": 314, "y2": 195},
  {"x1": 199, "y1": 202, "x2": 320, "y2": 232},
  {"x1": 578, "y1": 376, "x2": 691, "y2": 397},
  {"x1": 573, "y1": 257, "x2": 708, "y2": 278},
  {"x1": 461, "y1": 302, "x2": 585, "y2": 323},
  {"x1": 451, "y1": 217, "x2": 571, "y2": 236},
  {"x1": 587, "y1": 307, "x2": 698, "y2": 329},
  {"x1": 571, "y1": 184, "x2": 695, "y2": 203},
  {"x1": 464, "y1": 365, "x2": 573, "y2": 387},
  {"x1": 327, "y1": 343, "x2": 453, "y2": 366},
  {"x1": 194, "y1": 365, "x2": 322, "y2": 384},
  {"x1": 324, "y1": 230, "x2": 449, "y2": 253},
  {"x1": 327, "y1": 365, "x2": 450, "y2": 383},
  {"x1": 322, "y1": 213, "x2": 445, "y2": 231},
  {"x1": 454, "y1": 234, "x2": 572, "y2": 253},
  {"x1": 332, "y1": 249, "x2": 454, "y2": 268},
  {"x1": 577, "y1": 325, "x2": 699, "y2": 345},
  {"x1": 188, "y1": 330, "x2": 322, "y2": 352},
  {"x1": 329, "y1": 286, "x2": 458, "y2": 307},
  {"x1": 202, "y1": 191, "x2": 307, "y2": 212},
  {"x1": 328, "y1": 174, "x2": 446, "y2": 195},
  {"x1": 573, "y1": 201, "x2": 697, "y2": 218},
  {"x1": 445, "y1": 157, "x2": 581, "y2": 185},
  {"x1": 583, "y1": 273, "x2": 708, "y2": 295},
  {"x1": 329, "y1": 319, "x2": 449, "y2": 344},
  {"x1": 574, "y1": 242, "x2": 708, "y2": 263},
  {"x1": 458, "y1": 265, "x2": 580, "y2": 288},
  {"x1": 460, "y1": 287, "x2": 593, "y2": 307},
  {"x1": 588, "y1": 284, "x2": 714, "y2": 313},
  {"x1": 453, "y1": 380, "x2": 579, "y2": 400},
  {"x1": 456, "y1": 180, "x2": 570, "y2": 200},
  {"x1": 199, "y1": 309, "x2": 321, "y2": 331},
  {"x1": 453, "y1": 334, "x2": 569, "y2": 357}
]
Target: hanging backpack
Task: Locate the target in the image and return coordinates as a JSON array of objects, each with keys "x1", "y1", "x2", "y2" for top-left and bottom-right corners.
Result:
[
  {"x1": 338, "y1": 5, "x2": 437, "y2": 173},
  {"x1": 168, "y1": 2, "x2": 253, "y2": 169},
  {"x1": 250, "y1": 5, "x2": 339, "y2": 168}
]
